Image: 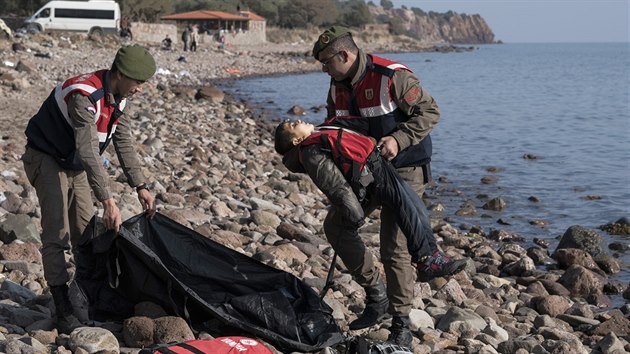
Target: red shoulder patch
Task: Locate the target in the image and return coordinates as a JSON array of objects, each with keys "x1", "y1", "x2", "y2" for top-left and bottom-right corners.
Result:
[{"x1": 404, "y1": 86, "x2": 420, "y2": 103}]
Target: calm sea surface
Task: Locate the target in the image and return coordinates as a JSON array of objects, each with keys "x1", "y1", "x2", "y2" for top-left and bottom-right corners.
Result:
[{"x1": 227, "y1": 43, "x2": 630, "y2": 283}]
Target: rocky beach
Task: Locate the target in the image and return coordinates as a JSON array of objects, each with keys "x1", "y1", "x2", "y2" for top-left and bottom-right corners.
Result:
[{"x1": 1, "y1": 32, "x2": 630, "y2": 354}]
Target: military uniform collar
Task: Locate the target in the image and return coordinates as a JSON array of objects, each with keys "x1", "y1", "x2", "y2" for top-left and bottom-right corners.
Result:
[
  {"x1": 349, "y1": 49, "x2": 369, "y2": 87},
  {"x1": 103, "y1": 70, "x2": 121, "y2": 106}
]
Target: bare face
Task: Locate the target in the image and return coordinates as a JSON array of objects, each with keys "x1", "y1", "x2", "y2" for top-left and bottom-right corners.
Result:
[
  {"x1": 285, "y1": 120, "x2": 315, "y2": 145},
  {"x1": 318, "y1": 49, "x2": 350, "y2": 81},
  {"x1": 115, "y1": 72, "x2": 146, "y2": 98}
]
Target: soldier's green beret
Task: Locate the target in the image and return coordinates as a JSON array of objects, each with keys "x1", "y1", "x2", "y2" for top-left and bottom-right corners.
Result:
[
  {"x1": 312, "y1": 25, "x2": 352, "y2": 60},
  {"x1": 114, "y1": 45, "x2": 156, "y2": 81}
]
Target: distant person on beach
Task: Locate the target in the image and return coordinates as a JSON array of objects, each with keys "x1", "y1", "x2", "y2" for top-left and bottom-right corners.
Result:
[
  {"x1": 190, "y1": 25, "x2": 199, "y2": 52},
  {"x1": 22, "y1": 45, "x2": 157, "y2": 334},
  {"x1": 120, "y1": 26, "x2": 132, "y2": 41},
  {"x1": 119, "y1": 17, "x2": 133, "y2": 41},
  {"x1": 182, "y1": 26, "x2": 190, "y2": 51},
  {"x1": 311, "y1": 26, "x2": 441, "y2": 347},
  {"x1": 162, "y1": 35, "x2": 172, "y2": 50}
]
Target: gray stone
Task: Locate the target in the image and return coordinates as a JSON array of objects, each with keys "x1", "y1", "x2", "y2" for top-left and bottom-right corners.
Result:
[
  {"x1": 0, "y1": 214, "x2": 40, "y2": 244},
  {"x1": 0, "y1": 279, "x2": 36, "y2": 302},
  {"x1": 69, "y1": 327, "x2": 120, "y2": 353},
  {"x1": 251, "y1": 210, "x2": 281, "y2": 228},
  {"x1": 497, "y1": 336, "x2": 541, "y2": 354},
  {"x1": 534, "y1": 295, "x2": 571, "y2": 317},
  {"x1": 249, "y1": 197, "x2": 283, "y2": 212},
  {"x1": 409, "y1": 308, "x2": 434, "y2": 330},
  {"x1": 436, "y1": 306, "x2": 487, "y2": 334},
  {"x1": 0, "y1": 260, "x2": 43, "y2": 276},
  {"x1": 434, "y1": 278, "x2": 468, "y2": 306},
  {"x1": 0, "y1": 304, "x2": 49, "y2": 328},
  {"x1": 597, "y1": 332, "x2": 626, "y2": 354},
  {"x1": 556, "y1": 314, "x2": 600, "y2": 327},
  {"x1": 482, "y1": 197, "x2": 506, "y2": 211}
]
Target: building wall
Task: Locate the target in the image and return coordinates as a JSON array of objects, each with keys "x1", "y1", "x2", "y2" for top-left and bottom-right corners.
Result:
[
  {"x1": 223, "y1": 20, "x2": 265, "y2": 45},
  {"x1": 131, "y1": 22, "x2": 177, "y2": 44},
  {"x1": 129, "y1": 20, "x2": 265, "y2": 46}
]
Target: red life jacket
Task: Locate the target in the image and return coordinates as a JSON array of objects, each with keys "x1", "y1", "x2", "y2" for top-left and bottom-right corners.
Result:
[
  {"x1": 331, "y1": 55, "x2": 409, "y2": 118},
  {"x1": 299, "y1": 128, "x2": 376, "y2": 182},
  {"x1": 329, "y1": 54, "x2": 432, "y2": 168},
  {"x1": 25, "y1": 69, "x2": 126, "y2": 170}
]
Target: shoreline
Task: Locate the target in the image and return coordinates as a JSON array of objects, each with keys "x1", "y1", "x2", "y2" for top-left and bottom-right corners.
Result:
[{"x1": 1, "y1": 36, "x2": 629, "y2": 353}]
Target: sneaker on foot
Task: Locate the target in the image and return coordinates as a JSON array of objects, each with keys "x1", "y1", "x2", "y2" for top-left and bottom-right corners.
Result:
[{"x1": 416, "y1": 251, "x2": 468, "y2": 282}]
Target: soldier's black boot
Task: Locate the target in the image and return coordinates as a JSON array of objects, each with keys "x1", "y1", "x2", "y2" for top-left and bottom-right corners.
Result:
[
  {"x1": 387, "y1": 315, "x2": 413, "y2": 348},
  {"x1": 349, "y1": 281, "x2": 389, "y2": 330},
  {"x1": 50, "y1": 284, "x2": 82, "y2": 334}
]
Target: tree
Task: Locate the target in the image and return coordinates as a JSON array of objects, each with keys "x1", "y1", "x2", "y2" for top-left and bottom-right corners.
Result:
[
  {"x1": 0, "y1": 0, "x2": 48, "y2": 17},
  {"x1": 386, "y1": 15, "x2": 404, "y2": 36},
  {"x1": 411, "y1": 7, "x2": 426, "y2": 16},
  {"x1": 380, "y1": 0, "x2": 394, "y2": 10},
  {"x1": 337, "y1": 0, "x2": 373, "y2": 27},
  {"x1": 242, "y1": 0, "x2": 286, "y2": 26},
  {"x1": 119, "y1": 0, "x2": 174, "y2": 22},
  {"x1": 173, "y1": 0, "x2": 235, "y2": 13},
  {"x1": 278, "y1": 0, "x2": 337, "y2": 28}
]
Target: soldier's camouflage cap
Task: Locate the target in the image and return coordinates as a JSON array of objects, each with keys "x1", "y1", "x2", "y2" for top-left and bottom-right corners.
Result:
[
  {"x1": 312, "y1": 25, "x2": 352, "y2": 60},
  {"x1": 114, "y1": 45, "x2": 156, "y2": 81}
]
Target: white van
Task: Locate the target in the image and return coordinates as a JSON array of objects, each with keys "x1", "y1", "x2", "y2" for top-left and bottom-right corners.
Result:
[{"x1": 24, "y1": 0, "x2": 120, "y2": 35}]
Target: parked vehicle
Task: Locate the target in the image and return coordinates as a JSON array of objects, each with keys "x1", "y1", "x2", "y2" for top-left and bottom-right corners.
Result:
[{"x1": 23, "y1": 0, "x2": 120, "y2": 35}]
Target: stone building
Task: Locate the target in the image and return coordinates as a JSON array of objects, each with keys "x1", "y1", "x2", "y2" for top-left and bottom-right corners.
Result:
[{"x1": 160, "y1": 10, "x2": 266, "y2": 46}]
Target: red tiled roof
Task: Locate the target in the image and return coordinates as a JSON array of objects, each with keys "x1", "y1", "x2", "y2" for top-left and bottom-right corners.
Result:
[
  {"x1": 238, "y1": 11, "x2": 265, "y2": 21},
  {"x1": 161, "y1": 10, "x2": 265, "y2": 21}
]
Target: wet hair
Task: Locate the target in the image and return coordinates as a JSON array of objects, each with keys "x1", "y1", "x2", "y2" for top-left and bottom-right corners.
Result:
[
  {"x1": 274, "y1": 121, "x2": 294, "y2": 155},
  {"x1": 327, "y1": 35, "x2": 358, "y2": 57}
]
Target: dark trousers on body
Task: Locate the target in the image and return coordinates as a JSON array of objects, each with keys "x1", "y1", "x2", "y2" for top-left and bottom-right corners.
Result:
[{"x1": 323, "y1": 153, "x2": 433, "y2": 317}]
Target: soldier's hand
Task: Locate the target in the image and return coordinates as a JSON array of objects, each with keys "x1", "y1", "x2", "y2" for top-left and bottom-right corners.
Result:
[
  {"x1": 137, "y1": 189, "x2": 156, "y2": 216},
  {"x1": 102, "y1": 198, "x2": 122, "y2": 233},
  {"x1": 378, "y1": 136, "x2": 399, "y2": 161}
]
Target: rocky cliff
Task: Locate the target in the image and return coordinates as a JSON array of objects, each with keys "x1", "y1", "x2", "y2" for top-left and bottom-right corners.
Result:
[{"x1": 370, "y1": 6, "x2": 496, "y2": 44}]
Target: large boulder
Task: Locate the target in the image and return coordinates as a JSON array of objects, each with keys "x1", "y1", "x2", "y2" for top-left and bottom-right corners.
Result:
[
  {"x1": 558, "y1": 264, "x2": 606, "y2": 297},
  {"x1": 554, "y1": 225, "x2": 604, "y2": 257}
]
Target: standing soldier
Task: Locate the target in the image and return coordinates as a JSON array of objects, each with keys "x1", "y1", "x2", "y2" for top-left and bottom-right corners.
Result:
[
  {"x1": 22, "y1": 45, "x2": 157, "y2": 333},
  {"x1": 182, "y1": 26, "x2": 190, "y2": 51},
  {"x1": 311, "y1": 26, "x2": 441, "y2": 348}
]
